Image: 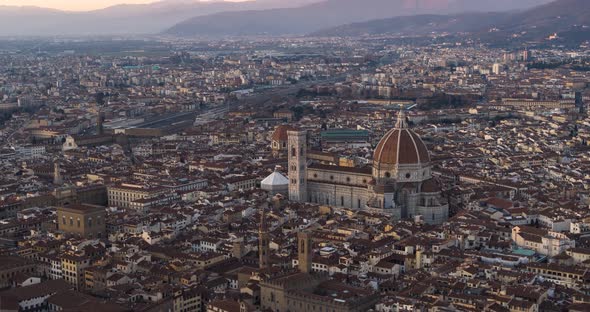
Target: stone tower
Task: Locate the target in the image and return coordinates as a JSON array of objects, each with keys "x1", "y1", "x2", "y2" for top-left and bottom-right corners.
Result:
[
  {"x1": 259, "y1": 206, "x2": 270, "y2": 270},
  {"x1": 576, "y1": 91, "x2": 586, "y2": 115},
  {"x1": 298, "y1": 231, "x2": 312, "y2": 274},
  {"x1": 97, "y1": 111, "x2": 105, "y2": 136},
  {"x1": 288, "y1": 130, "x2": 307, "y2": 202},
  {"x1": 53, "y1": 160, "x2": 63, "y2": 186}
]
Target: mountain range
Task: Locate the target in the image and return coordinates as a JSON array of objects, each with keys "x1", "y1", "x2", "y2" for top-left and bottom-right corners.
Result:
[
  {"x1": 164, "y1": 0, "x2": 554, "y2": 36},
  {"x1": 0, "y1": 0, "x2": 319, "y2": 36},
  {"x1": 309, "y1": 0, "x2": 590, "y2": 43},
  {"x1": 0, "y1": 0, "x2": 585, "y2": 41}
]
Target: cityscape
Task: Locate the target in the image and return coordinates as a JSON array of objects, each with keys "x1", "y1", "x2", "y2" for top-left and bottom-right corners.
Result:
[{"x1": 0, "y1": 0, "x2": 590, "y2": 311}]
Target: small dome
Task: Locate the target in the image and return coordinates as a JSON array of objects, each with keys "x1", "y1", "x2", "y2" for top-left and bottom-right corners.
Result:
[
  {"x1": 271, "y1": 125, "x2": 296, "y2": 142},
  {"x1": 421, "y1": 179, "x2": 440, "y2": 193},
  {"x1": 261, "y1": 170, "x2": 289, "y2": 187}
]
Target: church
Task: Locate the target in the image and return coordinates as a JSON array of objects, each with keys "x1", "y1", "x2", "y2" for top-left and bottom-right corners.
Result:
[{"x1": 281, "y1": 110, "x2": 449, "y2": 224}]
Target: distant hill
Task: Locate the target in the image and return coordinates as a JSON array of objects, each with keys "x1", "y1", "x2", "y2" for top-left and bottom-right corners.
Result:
[
  {"x1": 491, "y1": 0, "x2": 590, "y2": 38},
  {"x1": 164, "y1": 0, "x2": 553, "y2": 36},
  {"x1": 311, "y1": 0, "x2": 590, "y2": 43},
  {"x1": 310, "y1": 13, "x2": 508, "y2": 37},
  {"x1": 0, "y1": 0, "x2": 320, "y2": 36}
]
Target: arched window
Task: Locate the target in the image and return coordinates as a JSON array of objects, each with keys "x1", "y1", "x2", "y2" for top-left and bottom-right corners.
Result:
[{"x1": 291, "y1": 146, "x2": 296, "y2": 157}]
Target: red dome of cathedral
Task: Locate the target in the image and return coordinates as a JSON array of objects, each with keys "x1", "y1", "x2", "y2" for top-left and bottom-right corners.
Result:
[
  {"x1": 373, "y1": 111, "x2": 430, "y2": 166},
  {"x1": 271, "y1": 125, "x2": 297, "y2": 142}
]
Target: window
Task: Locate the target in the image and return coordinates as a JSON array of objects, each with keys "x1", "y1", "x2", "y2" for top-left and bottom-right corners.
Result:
[
  {"x1": 385, "y1": 172, "x2": 391, "y2": 178},
  {"x1": 406, "y1": 173, "x2": 411, "y2": 179},
  {"x1": 77, "y1": 218, "x2": 81, "y2": 228},
  {"x1": 341, "y1": 196, "x2": 344, "y2": 206},
  {"x1": 291, "y1": 146, "x2": 296, "y2": 157}
]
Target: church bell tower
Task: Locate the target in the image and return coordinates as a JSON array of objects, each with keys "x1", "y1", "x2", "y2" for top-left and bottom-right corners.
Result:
[{"x1": 288, "y1": 130, "x2": 307, "y2": 202}]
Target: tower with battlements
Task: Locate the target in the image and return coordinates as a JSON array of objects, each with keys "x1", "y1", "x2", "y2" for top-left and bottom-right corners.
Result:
[
  {"x1": 259, "y1": 206, "x2": 270, "y2": 270},
  {"x1": 298, "y1": 231, "x2": 312, "y2": 274},
  {"x1": 53, "y1": 160, "x2": 63, "y2": 186}
]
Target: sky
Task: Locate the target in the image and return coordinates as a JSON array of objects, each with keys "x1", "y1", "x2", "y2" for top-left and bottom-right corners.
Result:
[{"x1": 0, "y1": 0, "x2": 246, "y2": 11}]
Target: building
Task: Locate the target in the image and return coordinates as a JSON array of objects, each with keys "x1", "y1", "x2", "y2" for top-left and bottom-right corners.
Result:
[
  {"x1": 320, "y1": 129, "x2": 371, "y2": 148},
  {"x1": 511, "y1": 226, "x2": 575, "y2": 257},
  {"x1": 259, "y1": 207, "x2": 270, "y2": 270},
  {"x1": 287, "y1": 110, "x2": 449, "y2": 224},
  {"x1": 260, "y1": 232, "x2": 379, "y2": 312},
  {"x1": 261, "y1": 166, "x2": 289, "y2": 196},
  {"x1": 61, "y1": 254, "x2": 91, "y2": 290},
  {"x1": 273, "y1": 109, "x2": 294, "y2": 122},
  {"x1": 0, "y1": 279, "x2": 71, "y2": 311},
  {"x1": 492, "y1": 63, "x2": 501, "y2": 75},
  {"x1": 107, "y1": 184, "x2": 168, "y2": 209},
  {"x1": 174, "y1": 287, "x2": 207, "y2": 312},
  {"x1": 56, "y1": 204, "x2": 106, "y2": 239},
  {"x1": 575, "y1": 91, "x2": 586, "y2": 115},
  {"x1": 0, "y1": 256, "x2": 37, "y2": 289},
  {"x1": 271, "y1": 125, "x2": 296, "y2": 157},
  {"x1": 15, "y1": 145, "x2": 45, "y2": 159}
]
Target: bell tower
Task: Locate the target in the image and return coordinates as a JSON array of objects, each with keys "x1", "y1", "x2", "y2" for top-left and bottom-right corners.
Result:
[
  {"x1": 288, "y1": 130, "x2": 307, "y2": 202},
  {"x1": 259, "y1": 206, "x2": 270, "y2": 270},
  {"x1": 298, "y1": 231, "x2": 312, "y2": 274},
  {"x1": 53, "y1": 160, "x2": 63, "y2": 186}
]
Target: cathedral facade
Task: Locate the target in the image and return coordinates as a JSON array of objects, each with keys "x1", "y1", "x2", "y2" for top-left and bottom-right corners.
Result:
[{"x1": 285, "y1": 111, "x2": 449, "y2": 224}]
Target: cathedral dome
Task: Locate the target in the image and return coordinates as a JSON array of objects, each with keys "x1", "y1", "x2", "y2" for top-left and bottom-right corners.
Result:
[
  {"x1": 271, "y1": 125, "x2": 297, "y2": 142},
  {"x1": 373, "y1": 111, "x2": 430, "y2": 167}
]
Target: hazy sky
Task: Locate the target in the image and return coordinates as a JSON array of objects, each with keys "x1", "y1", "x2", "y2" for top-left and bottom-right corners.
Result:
[{"x1": 0, "y1": 0, "x2": 246, "y2": 11}]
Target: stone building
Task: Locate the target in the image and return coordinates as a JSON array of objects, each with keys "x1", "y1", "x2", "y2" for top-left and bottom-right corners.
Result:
[
  {"x1": 56, "y1": 204, "x2": 106, "y2": 239},
  {"x1": 259, "y1": 232, "x2": 379, "y2": 312},
  {"x1": 287, "y1": 110, "x2": 449, "y2": 224}
]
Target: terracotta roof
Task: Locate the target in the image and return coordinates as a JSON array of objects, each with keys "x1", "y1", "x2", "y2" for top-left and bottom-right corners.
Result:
[
  {"x1": 421, "y1": 179, "x2": 440, "y2": 193},
  {"x1": 374, "y1": 128, "x2": 430, "y2": 166},
  {"x1": 271, "y1": 125, "x2": 296, "y2": 142}
]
